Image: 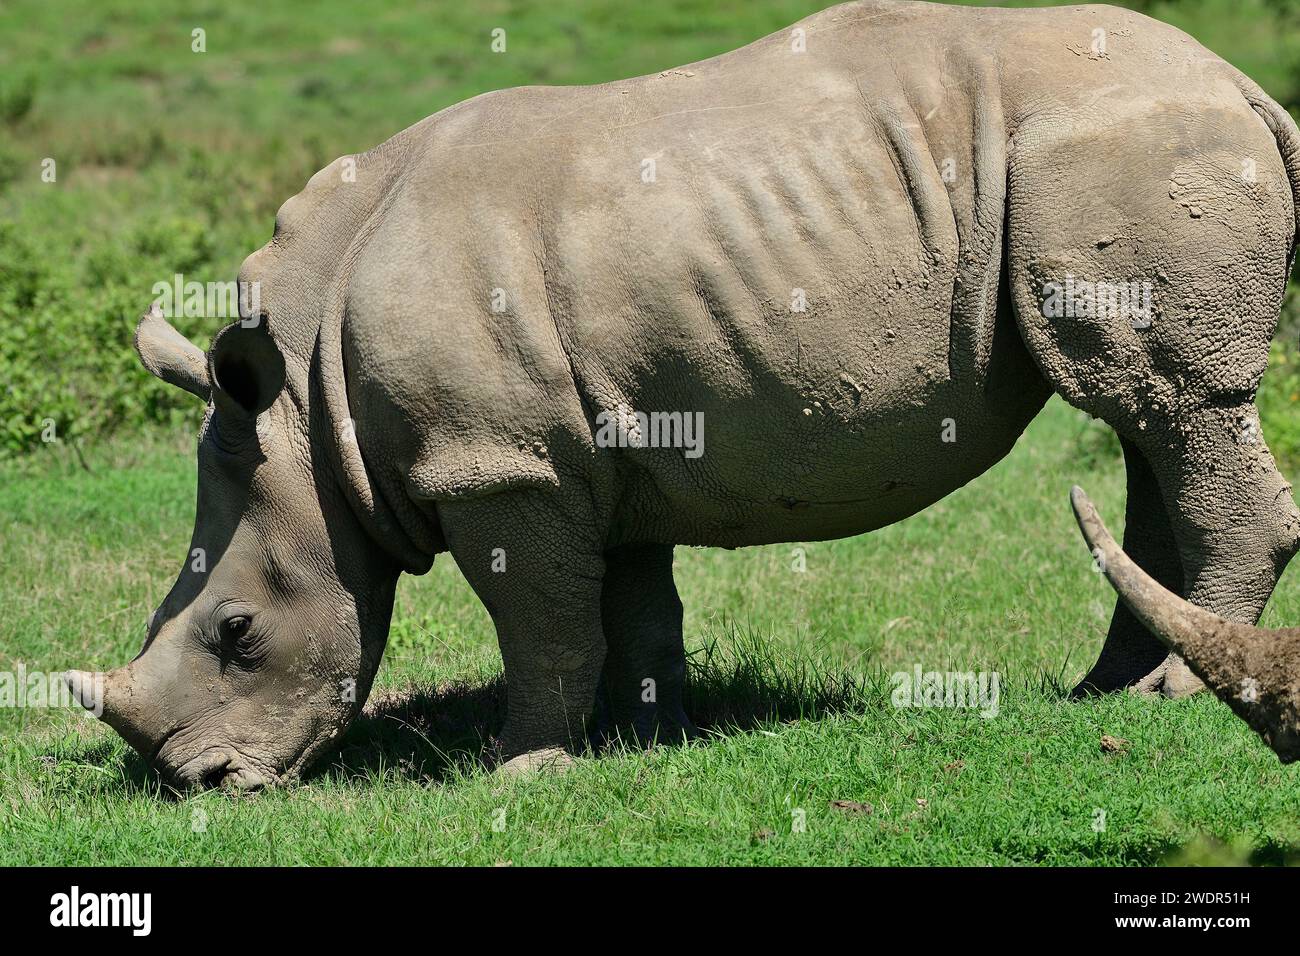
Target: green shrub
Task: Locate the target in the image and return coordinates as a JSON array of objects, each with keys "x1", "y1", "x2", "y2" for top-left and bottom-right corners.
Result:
[
  {"x1": 0, "y1": 217, "x2": 217, "y2": 456},
  {"x1": 0, "y1": 74, "x2": 36, "y2": 125},
  {"x1": 1258, "y1": 290, "x2": 1300, "y2": 472}
]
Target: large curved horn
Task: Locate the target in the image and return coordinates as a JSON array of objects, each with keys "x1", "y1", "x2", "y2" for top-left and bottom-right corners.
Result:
[{"x1": 1070, "y1": 486, "x2": 1300, "y2": 762}]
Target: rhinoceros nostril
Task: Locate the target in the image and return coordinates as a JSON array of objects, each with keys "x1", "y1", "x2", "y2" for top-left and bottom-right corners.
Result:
[
  {"x1": 200, "y1": 765, "x2": 228, "y2": 789},
  {"x1": 183, "y1": 754, "x2": 232, "y2": 790}
]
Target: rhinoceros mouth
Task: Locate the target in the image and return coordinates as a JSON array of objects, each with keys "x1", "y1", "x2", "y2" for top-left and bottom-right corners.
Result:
[{"x1": 168, "y1": 746, "x2": 278, "y2": 791}]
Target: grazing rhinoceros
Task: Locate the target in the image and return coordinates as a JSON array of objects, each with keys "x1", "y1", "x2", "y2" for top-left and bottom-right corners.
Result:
[{"x1": 65, "y1": 0, "x2": 1300, "y2": 786}]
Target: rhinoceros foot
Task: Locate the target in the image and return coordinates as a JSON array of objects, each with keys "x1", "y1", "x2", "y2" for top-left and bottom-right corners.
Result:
[
  {"x1": 494, "y1": 748, "x2": 575, "y2": 777},
  {"x1": 1072, "y1": 651, "x2": 1207, "y2": 700},
  {"x1": 1134, "y1": 654, "x2": 1207, "y2": 700}
]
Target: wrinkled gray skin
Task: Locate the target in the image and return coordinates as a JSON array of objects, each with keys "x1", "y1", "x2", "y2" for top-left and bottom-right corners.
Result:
[{"x1": 67, "y1": 1, "x2": 1300, "y2": 786}]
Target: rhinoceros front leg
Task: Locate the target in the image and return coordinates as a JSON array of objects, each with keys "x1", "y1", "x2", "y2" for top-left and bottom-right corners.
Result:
[
  {"x1": 1004, "y1": 114, "x2": 1300, "y2": 703},
  {"x1": 438, "y1": 490, "x2": 606, "y2": 769},
  {"x1": 597, "y1": 543, "x2": 697, "y2": 746}
]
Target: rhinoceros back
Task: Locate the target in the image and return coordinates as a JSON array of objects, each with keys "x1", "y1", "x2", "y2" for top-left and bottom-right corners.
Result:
[{"x1": 276, "y1": 1, "x2": 1297, "y2": 548}]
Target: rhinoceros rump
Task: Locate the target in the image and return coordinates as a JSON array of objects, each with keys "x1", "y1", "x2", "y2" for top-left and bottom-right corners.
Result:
[{"x1": 67, "y1": 0, "x2": 1300, "y2": 785}]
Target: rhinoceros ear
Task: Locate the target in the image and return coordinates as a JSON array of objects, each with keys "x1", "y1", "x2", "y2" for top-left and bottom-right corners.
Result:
[
  {"x1": 134, "y1": 302, "x2": 211, "y2": 401},
  {"x1": 208, "y1": 318, "x2": 286, "y2": 418}
]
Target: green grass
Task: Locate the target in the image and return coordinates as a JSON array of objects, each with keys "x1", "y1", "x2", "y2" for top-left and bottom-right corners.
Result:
[
  {"x1": 5, "y1": 399, "x2": 1300, "y2": 865},
  {"x1": 5, "y1": 0, "x2": 1300, "y2": 865}
]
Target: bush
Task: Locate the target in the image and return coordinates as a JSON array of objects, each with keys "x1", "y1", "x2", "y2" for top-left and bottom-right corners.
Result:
[
  {"x1": 1257, "y1": 288, "x2": 1300, "y2": 472},
  {"x1": 0, "y1": 217, "x2": 218, "y2": 456}
]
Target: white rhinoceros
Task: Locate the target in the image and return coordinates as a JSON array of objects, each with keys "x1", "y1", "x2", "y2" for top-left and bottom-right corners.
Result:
[{"x1": 66, "y1": 1, "x2": 1300, "y2": 784}]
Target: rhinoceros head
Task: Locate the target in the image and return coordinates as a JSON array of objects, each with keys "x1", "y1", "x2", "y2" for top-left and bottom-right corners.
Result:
[{"x1": 65, "y1": 304, "x2": 398, "y2": 789}]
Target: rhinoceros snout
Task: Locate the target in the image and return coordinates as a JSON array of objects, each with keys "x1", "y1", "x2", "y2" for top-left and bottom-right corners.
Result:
[
  {"x1": 66, "y1": 660, "x2": 293, "y2": 790},
  {"x1": 172, "y1": 748, "x2": 276, "y2": 791}
]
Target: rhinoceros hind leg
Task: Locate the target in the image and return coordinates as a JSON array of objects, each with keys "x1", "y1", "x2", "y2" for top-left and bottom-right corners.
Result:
[
  {"x1": 1072, "y1": 438, "x2": 1186, "y2": 696},
  {"x1": 1006, "y1": 103, "x2": 1300, "y2": 702},
  {"x1": 1075, "y1": 405, "x2": 1299, "y2": 702},
  {"x1": 596, "y1": 543, "x2": 697, "y2": 747}
]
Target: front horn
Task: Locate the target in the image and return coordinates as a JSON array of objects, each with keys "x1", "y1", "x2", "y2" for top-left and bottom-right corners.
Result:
[
  {"x1": 1069, "y1": 486, "x2": 1300, "y2": 762},
  {"x1": 64, "y1": 664, "x2": 158, "y2": 758}
]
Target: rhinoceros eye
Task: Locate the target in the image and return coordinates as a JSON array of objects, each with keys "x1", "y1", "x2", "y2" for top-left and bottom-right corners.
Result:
[{"x1": 220, "y1": 616, "x2": 251, "y2": 643}]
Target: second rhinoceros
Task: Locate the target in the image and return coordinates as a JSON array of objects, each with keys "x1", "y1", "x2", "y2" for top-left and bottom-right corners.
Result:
[{"x1": 65, "y1": 0, "x2": 1300, "y2": 785}]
